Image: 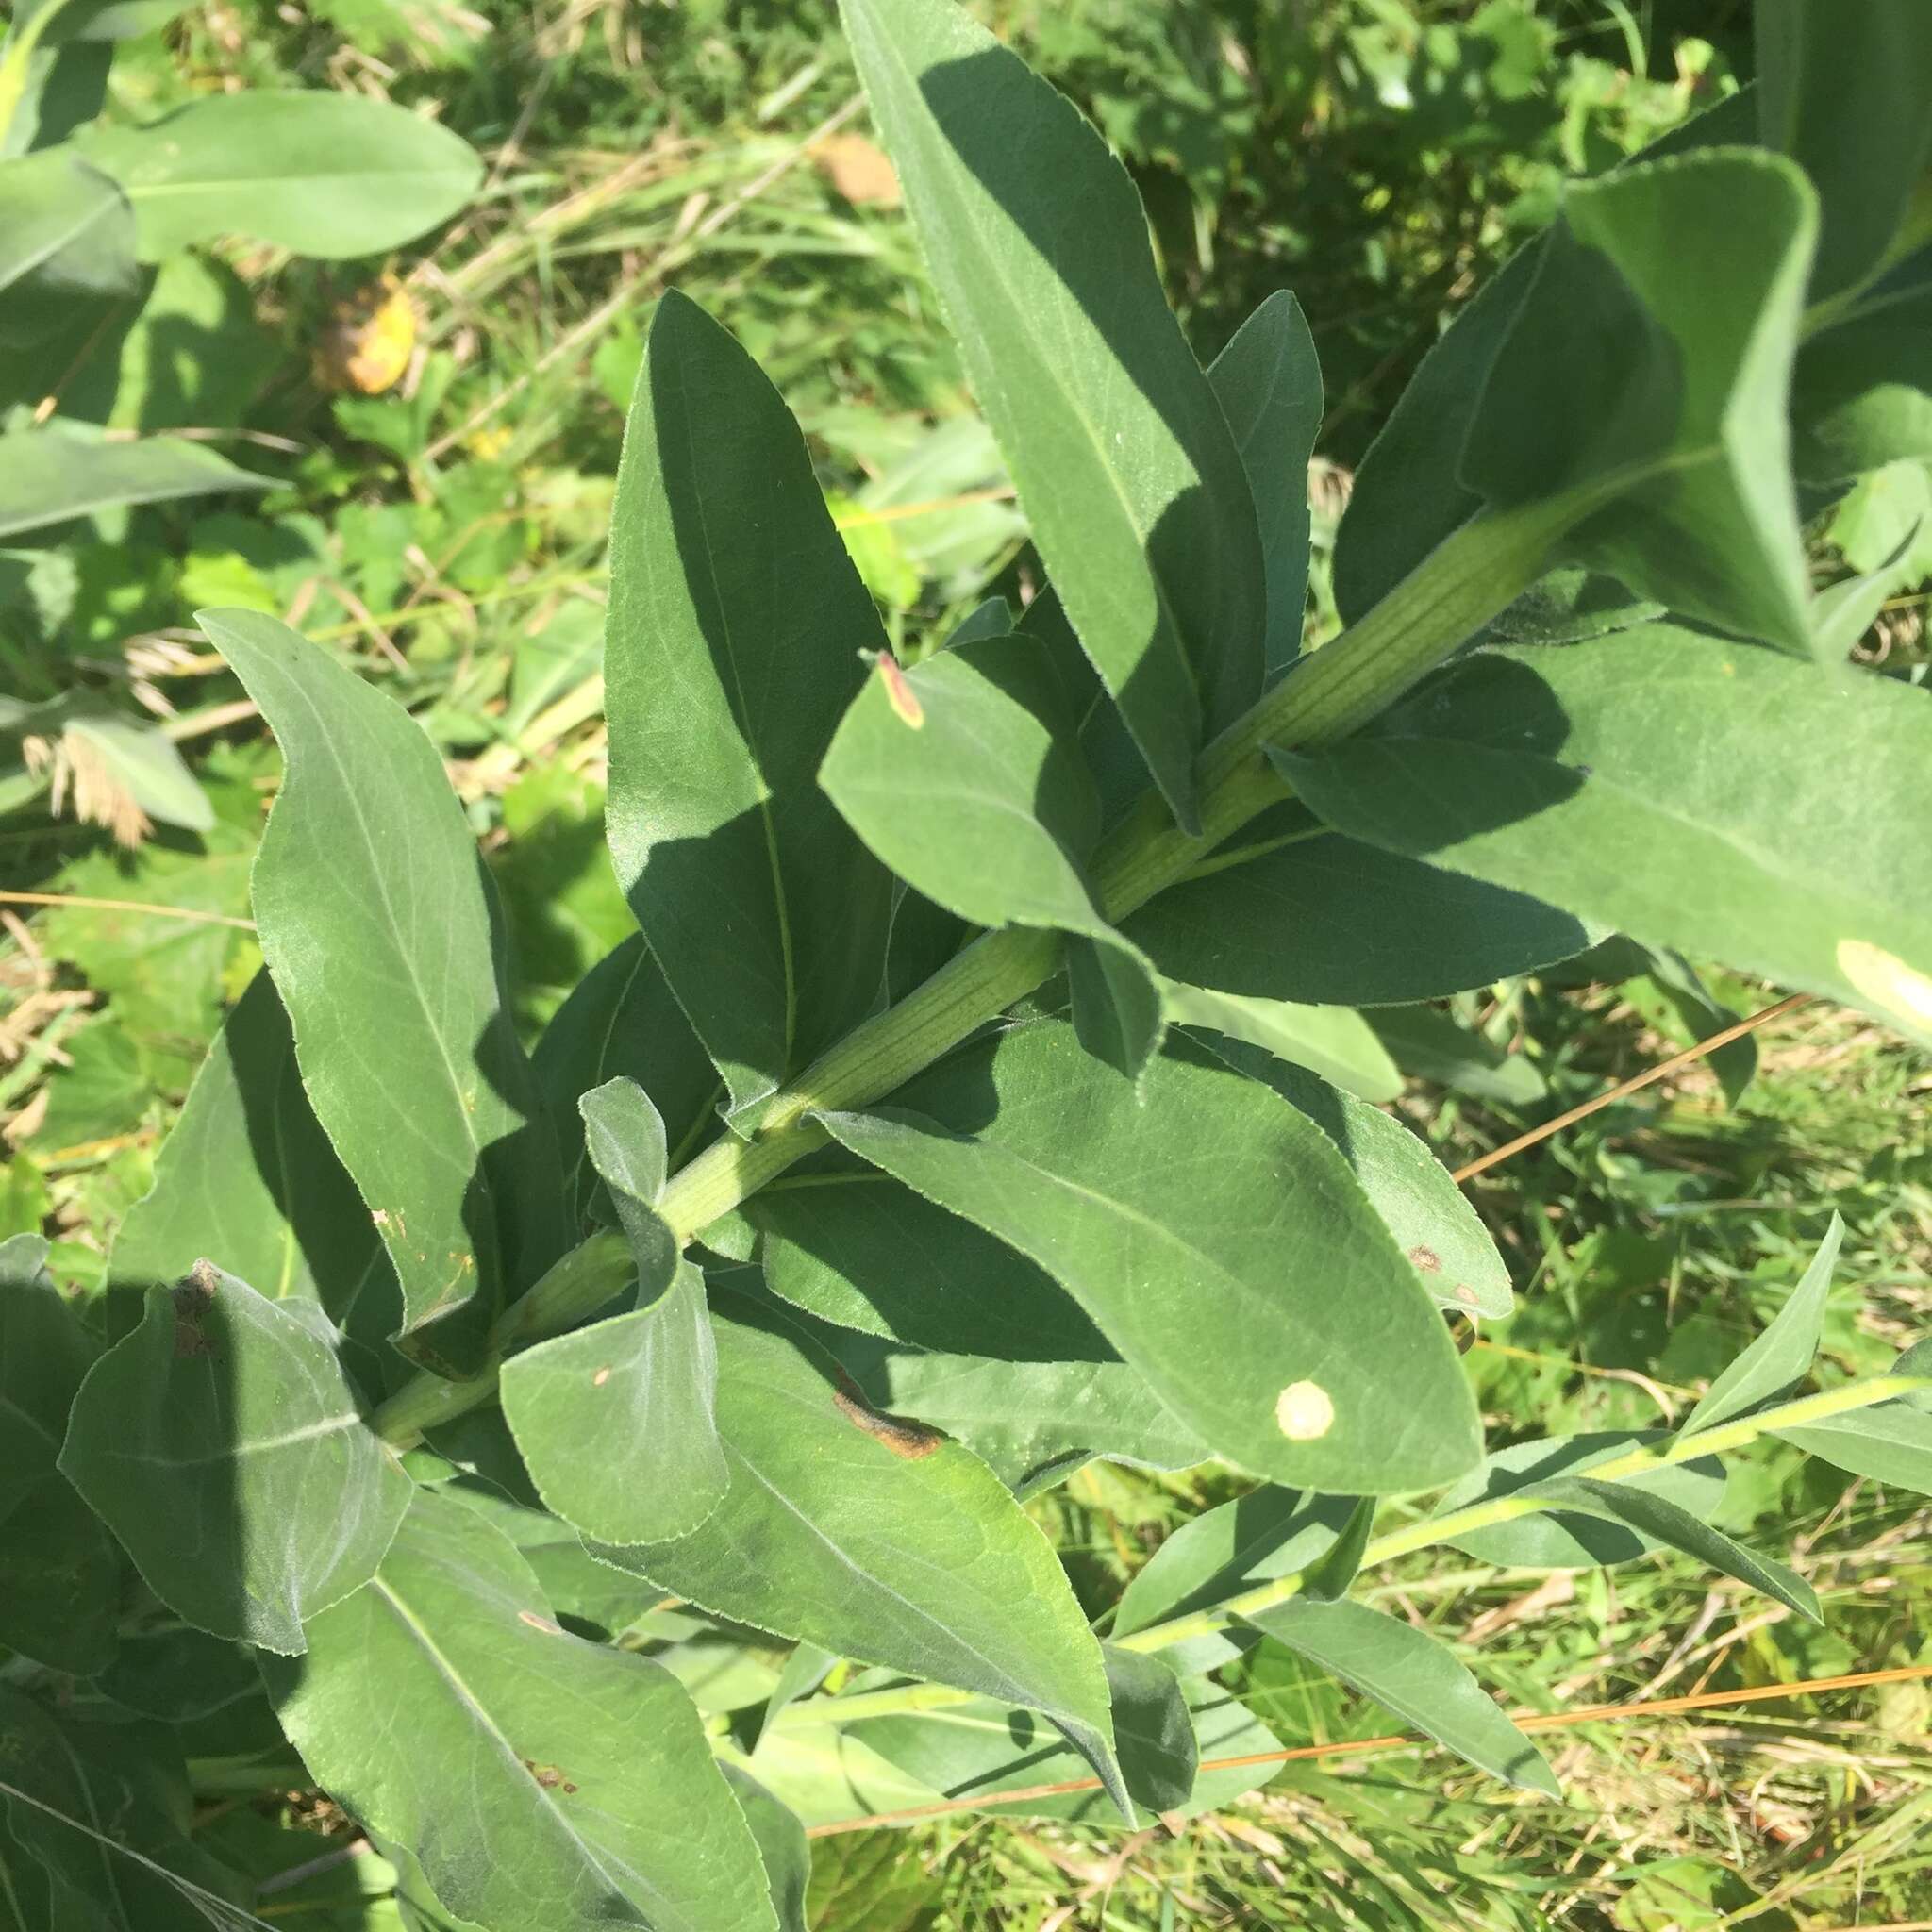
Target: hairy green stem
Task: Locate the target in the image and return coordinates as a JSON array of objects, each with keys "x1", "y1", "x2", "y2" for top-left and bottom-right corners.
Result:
[
  {"x1": 773, "y1": 1376, "x2": 1928, "y2": 1730},
  {"x1": 373, "y1": 499, "x2": 1567, "y2": 1448}
]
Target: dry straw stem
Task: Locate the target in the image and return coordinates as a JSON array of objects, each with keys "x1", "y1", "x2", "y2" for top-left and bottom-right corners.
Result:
[
  {"x1": 0, "y1": 891, "x2": 258, "y2": 931},
  {"x1": 801, "y1": 1663, "x2": 1932, "y2": 1839}
]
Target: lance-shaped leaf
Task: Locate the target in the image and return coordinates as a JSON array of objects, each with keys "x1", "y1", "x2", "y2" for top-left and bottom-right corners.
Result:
[
  {"x1": 841, "y1": 0, "x2": 1266, "y2": 830},
  {"x1": 0, "y1": 148, "x2": 137, "y2": 351},
  {"x1": 202, "y1": 608, "x2": 568, "y2": 1374},
  {"x1": 1203, "y1": 1042, "x2": 1512, "y2": 1319},
  {"x1": 818, "y1": 1020, "x2": 1481, "y2": 1493},
  {"x1": 78, "y1": 92, "x2": 481, "y2": 260},
  {"x1": 0, "y1": 424, "x2": 269, "y2": 540},
  {"x1": 1238, "y1": 1597, "x2": 1559, "y2": 1795},
  {"x1": 606, "y1": 291, "x2": 893, "y2": 1125},
  {"x1": 264, "y1": 1489, "x2": 778, "y2": 1932},
  {"x1": 59, "y1": 1262, "x2": 411, "y2": 1654},
  {"x1": 1429, "y1": 1432, "x2": 1725, "y2": 1570},
  {"x1": 1121, "y1": 814, "x2": 1595, "y2": 1008},
  {"x1": 821, "y1": 632, "x2": 1162, "y2": 1077},
  {"x1": 1461, "y1": 150, "x2": 1816, "y2": 657},
  {"x1": 1278, "y1": 631, "x2": 1932, "y2": 1053},
  {"x1": 1208, "y1": 291, "x2": 1322, "y2": 681},
  {"x1": 1756, "y1": 0, "x2": 1932, "y2": 302},
  {"x1": 108, "y1": 969, "x2": 398, "y2": 1365},
  {"x1": 1515, "y1": 1477, "x2": 1820, "y2": 1622},
  {"x1": 532, "y1": 934, "x2": 721, "y2": 1232},
  {"x1": 585, "y1": 1298, "x2": 1126, "y2": 1816},
  {"x1": 1163, "y1": 980, "x2": 1401, "y2": 1104},
  {"x1": 1680, "y1": 1215, "x2": 1842, "y2": 1438},
  {"x1": 501, "y1": 1079, "x2": 728, "y2": 1545},
  {"x1": 1775, "y1": 1341, "x2": 1932, "y2": 1494},
  {"x1": 1112, "y1": 1486, "x2": 1360, "y2": 1674},
  {"x1": 1369, "y1": 1003, "x2": 1549, "y2": 1108}
]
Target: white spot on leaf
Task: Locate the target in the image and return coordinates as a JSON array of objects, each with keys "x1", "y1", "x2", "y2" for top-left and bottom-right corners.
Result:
[{"x1": 1275, "y1": 1380, "x2": 1335, "y2": 1441}]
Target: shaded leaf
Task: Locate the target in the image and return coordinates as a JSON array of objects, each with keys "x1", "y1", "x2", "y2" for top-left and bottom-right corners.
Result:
[
  {"x1": 0, "y1": 423, "x2": 268, "y2": 539},
  {"x1": 720, "y1": 1767, "x2": 810, "y2": 1932},
  {"x1": 1164, "y1": 979, "x2": 1401, "y2": 1104}
]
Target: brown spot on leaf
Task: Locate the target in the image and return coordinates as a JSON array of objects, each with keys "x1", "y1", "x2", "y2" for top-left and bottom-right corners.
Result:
[
  {"x1": 592, "y1": 1366, "x2": 612, "y2": 1388},
  {"x1": 875, "y1": 652, "x2": 924, "y2": 728},
  {"x1": 833, "y1": 1382, "x2": 942, "y2": 1460},
  {"x1": 1454, "y1": 1283, "x2": 1480, "y2": 1307},
  {"x1": 523, "y1": 1760, "x2": 575, "y2": 1791},
  {"x1": 1407, "y1": 1245, "x2": 1441, "y2": 1274},
  {"x1": 171, "y1": 1260, "x2": 220, "y2": 1357},
  {"x1": 517, "y1": 1609, "x2": 563, "y2": 1634}
]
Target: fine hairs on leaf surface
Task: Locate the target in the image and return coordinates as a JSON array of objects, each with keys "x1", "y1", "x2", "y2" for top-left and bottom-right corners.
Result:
[{"x1": 9, "y1": 0, "x2": 1932, "y2": 1924}]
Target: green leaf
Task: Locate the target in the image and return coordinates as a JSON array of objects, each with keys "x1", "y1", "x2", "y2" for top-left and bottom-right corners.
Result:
[
  {"x1": 1757, "y1": 0, "x2": 1932, "y2": 300},
  {"x1": 1121, "y1": 815, "x2": 1594, "y2": 1008},
  {"x1": 1163, "y1": 979, "x2": 1402, "y2": 1103},
  {"x1": 1681, "y1": 1214, "x2": 1842, "y2": 1438},
  {"x1": 78, "y1": 92, "x2": 482, "y2": 260},
  {"x1": 264, "y1": 1488, "x2": 779, "y2": 1932},
  {"x1": 821, "y1": 630, "x2": 1163, "y2": 1080},
  {"x1": 59, "y1": 1261, "x2": 412, "y2": 1653},
  {"x1": 841, "y1": 0, "x2": 1266, "y2": 830},
  {"x1": 1239, "y1": 1596, "x2": 1559, "y2": 1795},
  {"x1": 605, "y1": 291, "x2": 893, "y2": 1126},
  {"x1": 1208, "y1": 291, "x2": 1322, "y2": 680},
  {"x1": 1461, "y1": 151, "x2": 1816, "y2": 656},
  {"x1": 838, "y1": 1342, "x2": 1209, "y2": 1496},
  {"x1": 719, "y1": 1767, "x2": 810, "y2": 1932},
  {"x1": 818, "y1": 1020, "x2": 1482, "y2": 1493},
  {"x1": 61, "y1": 714, "x2": 211, "y2": 833},
  {"x1": 1792, "y1": 256, "x2": 1932, "y2": 482},
  {"x1": 844, "y1": 1645, "x2": 1198, "y2": 1822},
  {"x1": 202, "y1": 608, "x2": 568, "y2": 1374},
  {"x1": 747, "y1": 1152, "x2": 1111, "y2": 1361},
  {"x1": 1775, "y1": 1341, "x2": 1932, "y2": 1493},
  {"x1": 0, "y1": 148, "x2": 136, "y2": 351},
  {"x1": 108, "y1": 970, "x2": 399, "y2": 1364},
  {"x1": 585, "y1": 1296, "x2": 1125, "y2": 1816},
  {"x1": 1278, "y1": 630, "x2": 1932, "y2": 1053},
  {"x1": 0, "y1": 423, "x2": 270, "y2": 540},
  {"x1": 1111, "y1": 1487, "x2": 1359, "y2": 1674},
  {"x1": 1516, "y1": 1476, "x2": 1821, "y2": 1622},
  {"x1": 1201, "y1": 1041, "x2": 1513, "y2": 1320},
  {"x1": 1429, "y1": 1432, "x2": 1726, "y2": 1570},
  {"x1": 0, "y1": 1233, "x2": 94, "y2": 1515},
  {"x1": 757, "y1": 1642, "x2": 837, "y2": 1752},
  {"x1": 0, "y1": 1477, "x2": 121, "y2": 1674},
  {"x1": 1299, "y1": 1496, "x2": 1374, "y2": 1604},
  {"x1": 1367, "y1": 1004, "x2": 1549, "y2": 1108},
  {"x1": 531, "y1": 934, "x2": 722, "y2": 1233}
]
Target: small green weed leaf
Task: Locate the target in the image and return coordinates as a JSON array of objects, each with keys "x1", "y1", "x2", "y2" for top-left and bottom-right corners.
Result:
[
  {"x1": 1681, "y1": 1214, "x2": 1843, "y2": 1438},
  {"x1": 821, "y1": 630, "x2": 1164, "y2": 1079},
  {"x1": 108, "y1": 970, "x2": 398, "y2": 1365},
  {"x1": 1368, "y1": 1005, "x2": 1549, "y2": 1108},
  {"x1": 841, "y1": 0, "x2": 1266, "y2": 829},
  {"x1": 819, "y1": 1021, "x2": 1481, "y2": 1492},
  {"x1": 0, "y1": 424, "x2": 269, "y2": 538},
  {"x1": 59, "y1": 1261, "x2": 411, "y2": 1653},
  {"x1": 1464, "y1": 151, "x2": 1816, "y2": 655},
  {"x1": 1239, "y1": 1596, "x2": 1559, "y2": 1795},
  {"x1": 1280, "y1": 632, "x2": 1932, "y2": 1052},
  {"x1": 586, "y1": 1296, "x2": 1125, "y2": 1817},
  {"x1": 0, "y1": 1233, "x2": 95, "y2": 1514},
  {"x1": 532, "y1": 935, "x2": 721, "y2": 1232},
  {"x1": 606, "y1": 291, "x2": 893, "y2": 1126},
  {"x1": 1164, "y1": 980, "x2": 1402, "y2": 1103},
  {"x1": 1792, "y1": 258, "x2": 1932, "y2": 483},
  {"x1": 748, "y1": 1155, "x2": 1110, "y2": 1360},
  {"x1": 203, "y1": 608, "x2": 568, "y2": 1374},
  {"x1": 0, "y1": 1477, "x2": 121, "y2": 1675},
  {"x1": 1300, "y1": 1496, "x2": 1375, "y2": 1604},
  {"x1": 1208, "y1": 291, "x2": 1322, "y2": 681},
  {"x1": 78, "y1": 91, "x2": 482, "y2": 259},
  {"x1": 1757, "y1": 0, "x2": 1932, "y2": 301},
  {"x1": 1517, "y1": 1477, "x2": 1821, "y2": 1622},
  {"x1": 719, "y1": 1767, "x2": 810, "y2": 1932},
  {"x1": 1113, "y1": 1487, "x2": 1359, "y2": 1674},
  {"x1": 1204, "y1": 1042, "x2": 1512, "y2": 1319},
  {"x1": 1430, "y1": 1432, "x2": 1726, "y2": 1569},
  {"x1": 265, "y1": 1488, "x2": 778, "y2": 1932},
  {"x1": 1123, "y1": 818, "x2": 1594, "y2": 1008},
  {"x1": 1811, "y1": 532, "x2": 1923, "y2": 663},
  {"x1": 502, "y1": 1078, "x2": 726, "y2": 1542},
  {"x1": 503, "y1": 1261, "x2": 726, "y2": 1545}
]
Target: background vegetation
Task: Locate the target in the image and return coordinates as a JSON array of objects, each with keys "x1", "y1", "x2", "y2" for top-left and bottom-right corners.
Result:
[{"x1": 3, "y1": 0, "x2": 1927, "y2": 1924}]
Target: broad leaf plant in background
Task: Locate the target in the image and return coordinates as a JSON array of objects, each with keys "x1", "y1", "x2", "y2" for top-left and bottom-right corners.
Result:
[{"x1": 5, "y1": 0, "x2": 1932, "y2": 1924}]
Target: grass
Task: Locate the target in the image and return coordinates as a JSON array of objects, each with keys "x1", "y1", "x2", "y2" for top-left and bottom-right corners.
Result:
[{"x1": 4, "y1": 2, "x2": 1930, "y2": 1927}]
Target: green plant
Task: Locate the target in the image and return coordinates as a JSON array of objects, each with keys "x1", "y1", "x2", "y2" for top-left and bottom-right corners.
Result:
[
  {"x1": 6, "y1": 0, "x2": 1932, "y2": 1924},
  {"x1": 0, "y1": 0, "x2": 481, "y2": 841}
]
